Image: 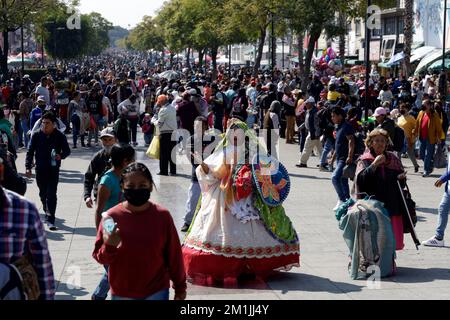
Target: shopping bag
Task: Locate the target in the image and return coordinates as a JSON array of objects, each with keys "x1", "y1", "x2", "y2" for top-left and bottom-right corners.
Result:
[
  {"x1": 89, "y1": 116, "x2": 97, "y2": 130},
  {"x1": 146, "y1": 135, "x2": 160, "y2": 160},
  {"x1": 434, "y1": 144, "x2": 447, "y2": 168}
]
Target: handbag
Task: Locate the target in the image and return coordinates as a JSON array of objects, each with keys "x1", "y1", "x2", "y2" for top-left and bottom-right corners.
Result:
[
  {"x1": 342, "y1": 162, "x2": 357, "y2": 181},
  {"x1": 13, "y1": 255, "x2": 40, "y2": 300},
  {"x1": 434, "y1": 144, "x2": 447, "y2": 169},
  {"x1": 146, "y1": 135, "x2": 160, "y2": 160},
  {"x1": 89, "y1": 115, "x2": 97, "y2": 130}
]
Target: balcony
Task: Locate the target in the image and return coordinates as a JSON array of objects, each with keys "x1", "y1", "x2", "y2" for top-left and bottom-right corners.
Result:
[{"x1": 381, "y1": 0, "x2": 406, "y2": 16}]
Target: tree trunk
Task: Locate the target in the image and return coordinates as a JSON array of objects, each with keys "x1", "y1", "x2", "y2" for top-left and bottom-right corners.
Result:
[
  {"x1": 253, "y1": 26, "x2": 267, "y2": 77},
  {"x1": 186, "y1": 47, "x2": 191, "y2": 69},
  {"x1": 211, "y1": 46, "x2": 218, "y2": 81},
  {"x1": 402, "y1": 0, "x2": 413, "y2": 77},
  {"x1": 198, "y1": 48, "x2": 204, "y2": 69},
  {"x1": 2, "y1": 30, "x2": 9, "y2": 77},
  {"x1": 301, "y1": 29, "x2": 321, "y2": 92},
  {"x1": 339, "y1": 11, "x2": 346, "y2": 65},
  {"x1": 297, "y1": 31, "x2": 305, "y2": 75},
  {"x1": 170, "y1": 53, "x2": 174, "y2": 69}
]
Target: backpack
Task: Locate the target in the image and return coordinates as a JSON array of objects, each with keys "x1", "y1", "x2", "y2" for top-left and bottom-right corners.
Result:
[
  {"x1": 0, "y1": 263, "x2": 25, "y2": 300},
  {"x1": 392, "y1": 126, "x2": 405, "y2": 152},
  {"x1": 231, "y1": 97, "x2": 245, "y2": 114},
  {"x1": 256, "y1": 93, "x2": 270, "y2": 110},
  {"x1": 354, "y1": 132, "x2": 366, "y2": 157}
]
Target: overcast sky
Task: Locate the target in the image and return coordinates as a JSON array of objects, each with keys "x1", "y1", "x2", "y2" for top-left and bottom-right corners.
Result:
[{"x1": 78, "y1": 0, "x2": 165, "y2": 29}]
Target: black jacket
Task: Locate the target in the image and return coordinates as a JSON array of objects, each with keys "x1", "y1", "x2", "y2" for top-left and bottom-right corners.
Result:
[
  {"x1": 26, "y1": 130, "x2": 70, "y2": 172},
  {"x1": 83, "y1": 150, "x2": 111, "y2": 201}
]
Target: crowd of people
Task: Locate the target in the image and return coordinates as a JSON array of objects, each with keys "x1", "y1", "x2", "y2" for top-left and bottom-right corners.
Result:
[{"x1": 1, "y1": 49, "x2": 450, "y2": 300}]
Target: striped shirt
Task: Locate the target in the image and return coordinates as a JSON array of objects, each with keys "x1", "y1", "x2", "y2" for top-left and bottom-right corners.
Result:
[{"x1": 0, "y1": 188, "x2": 55, "y2": 300}]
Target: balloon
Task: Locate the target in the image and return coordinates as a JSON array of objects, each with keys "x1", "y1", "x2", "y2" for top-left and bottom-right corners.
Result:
[{"x1": 327, "y1": 47, "x2": 336, "y2": 59}]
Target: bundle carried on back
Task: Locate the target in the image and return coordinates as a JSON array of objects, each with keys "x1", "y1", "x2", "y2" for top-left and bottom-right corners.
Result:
[{"x1": 339, "y1": 199, "x2": 396, "y2": 280}]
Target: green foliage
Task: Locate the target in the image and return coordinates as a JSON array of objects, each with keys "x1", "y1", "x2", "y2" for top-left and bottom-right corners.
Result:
[
  {"x1": 109, "y1": 26, "x2": 129, "y2": 47},
  {"x1": 42, "y1": 9, "x2": 113, "y2": 59}
]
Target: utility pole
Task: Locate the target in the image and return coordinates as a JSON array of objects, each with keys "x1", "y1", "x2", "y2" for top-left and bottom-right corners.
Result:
[
  {"x1": 271, "y1": 12, "x2": 275, "y2": 78},
  {"x1": 21, "y1": 25, "x2": 24, "y2": 74},
  {"x1": 364, "y1": 0, "x2": 372, "y2": 121},
  {"x1": 441, "y1": 0, "x2": 448, "y2": 98}
]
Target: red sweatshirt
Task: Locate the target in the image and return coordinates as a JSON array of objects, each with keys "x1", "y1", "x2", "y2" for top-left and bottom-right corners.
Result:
[{"x1": 92, "y1": 202, "x2": 187, "y2": 299}]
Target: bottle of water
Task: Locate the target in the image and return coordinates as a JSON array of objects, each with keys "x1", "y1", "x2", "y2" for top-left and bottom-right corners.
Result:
[
  {"x1": 51, "y1": 149, "x2": 56, "y2": 167},
  {"x1": 102, "y1": 213, "x2": 116, "y2": 235}
]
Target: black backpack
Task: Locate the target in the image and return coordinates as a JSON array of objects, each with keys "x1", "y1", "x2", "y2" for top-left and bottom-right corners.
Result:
[{"x1": 393, "y1": 126, "x2": 405, "y2": 152}]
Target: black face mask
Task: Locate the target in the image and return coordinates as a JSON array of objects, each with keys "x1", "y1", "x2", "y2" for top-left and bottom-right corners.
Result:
[
  {"x1": 123, "y1": 188, "x2": 150, "y2": 207},
  {"x1": 400, "y1": 109, "x2": 406, "y2": 115}
]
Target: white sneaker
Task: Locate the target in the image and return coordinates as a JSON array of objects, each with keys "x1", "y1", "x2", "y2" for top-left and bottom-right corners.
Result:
[
  {"x1": 422, "y1": 236, "x2": 444, "y2": 247},
  {"x1": 47, "y1": 222, "x2": 57, "y2": 231},
  {"x1": 333, "y1": 201, "x2": 344, "y2": 211}
]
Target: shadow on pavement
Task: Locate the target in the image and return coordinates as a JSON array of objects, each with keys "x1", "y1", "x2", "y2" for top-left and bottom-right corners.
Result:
[
  {"x1": 267, "y1": 272, "x2": 363, "y2": 294},
  {"x1": 417, "y1": 207, "x2": 438, "y2": 215},
  {"x1": 59, "y1": 170, "x2": 84, "y2": 184},
  {"x1": 56, "y1": 282, "x2": 89, "y2": 299},
  {"x1": 289, "y1": 173, "x2": 330, "y2": 181},
  {"x1": 73, "y1": 227, "x2": 98, "y2": 237},
  {"x1": 391, "y1": 267, "x2": 450, "y2": 283}
]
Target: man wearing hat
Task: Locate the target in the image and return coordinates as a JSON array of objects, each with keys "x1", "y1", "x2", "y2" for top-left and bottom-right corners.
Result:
[
  {"x1": 83, "y1": 127, "x2": 117, "y2": 209},
  {"x1": 373, "y1": 106, "x2": 395, "y2": 144},
  {"x1": 297, "y1": 96, "x2": 322, "y2": 168},
  {"x1": 29, "y1": 96, "x2": 47, "y2": 130}
]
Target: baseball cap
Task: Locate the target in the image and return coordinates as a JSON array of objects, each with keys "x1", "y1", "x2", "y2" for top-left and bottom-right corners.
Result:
[
  {"x1": 373, "y1": 107, "x2": 387, "y2": 117},
  {"x1": 100, "y1": 127, "x2": 116, "y2": 139},
  {"x1": 37, "y1": 96, "x2": 46, "y2": 103},
  {"x1": 305, "y1": 96, "x2": 315, "y2": 104},
  {"x1": 189, "y1": 89, "x2": 198, "y2": 96}
]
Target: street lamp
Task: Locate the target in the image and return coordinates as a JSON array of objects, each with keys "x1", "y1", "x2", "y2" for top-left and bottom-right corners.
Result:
[
  {"x1": 441, "y1": 0, "x2": 448, "y2": 98},
  {"x1": 364, "y1": 0, "x2": 372, "y2": 121}
]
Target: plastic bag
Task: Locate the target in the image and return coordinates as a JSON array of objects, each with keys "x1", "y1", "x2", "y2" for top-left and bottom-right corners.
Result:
[{"x1": 146, "y1": 135, "x2": 160, "y2": 160}]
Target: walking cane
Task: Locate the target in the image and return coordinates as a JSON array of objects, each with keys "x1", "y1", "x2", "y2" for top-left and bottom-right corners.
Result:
[{"x1": 397, "y1": 180, "x2": 420, "y2": 250}]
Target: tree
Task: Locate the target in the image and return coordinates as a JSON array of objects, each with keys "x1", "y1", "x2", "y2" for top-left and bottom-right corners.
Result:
[
  {"x1": 224, "y1": 0, "x2": 287, "y2": 76},
  {"x1": 0, "y1": 0, "x2": 60, "y2": 75},
  {"x1": 42, "y1": 9, "x2": 112, "y2": 60},
  {"x1": 402, "y1": 0, "x2": 414, "y2": 76},
  {"x1": 83, "y1": 12, "x2": 113, "y2": 56},
  {"x1": 109, "y1": 26, "x2": 129, "y2": 47}
]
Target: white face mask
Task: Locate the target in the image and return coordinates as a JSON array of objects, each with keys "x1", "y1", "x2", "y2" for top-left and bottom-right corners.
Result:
[{"x1": 103, "y1": 145, "x2": 114, "y2": 154}]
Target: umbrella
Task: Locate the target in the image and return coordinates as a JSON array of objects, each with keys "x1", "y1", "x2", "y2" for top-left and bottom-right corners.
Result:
[
  {"x1": 387, "y1": 51, "x2": 405, "y2": 66},
  {"x1": 7, "y1": 58, "x2": 35, "y2": 65},
  {"x1": 410, "y1": 46, "x2": 436, "y2": 63},
  {"x1": 415, "y1": 49, "x2": 450, "y2": 75},
  {"x1": 158, "y1": 70, "x2": 181, "y2": 81},
  {"x1": 427, "y1": 59, "x2": 450, "y2": 72}
]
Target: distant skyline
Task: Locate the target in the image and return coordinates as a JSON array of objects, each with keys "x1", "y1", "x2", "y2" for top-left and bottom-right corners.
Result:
[{"x1": 78, "y1": 0, "x2": 165, "y2": 29}]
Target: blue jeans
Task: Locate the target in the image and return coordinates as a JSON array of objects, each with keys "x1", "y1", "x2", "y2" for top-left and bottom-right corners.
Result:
[
  {"x1": 332, "y1": 159, "x2": 350, "y2": 202},
  {"x1": 247, "y1": 114, "x2": 256, "y2": 129},
  {"x1": 92, "y1": 265, "x2": 109, "y2": 300},
  {"x1": 320, "y1": 137, "x2": 334, "y2": 167},
  {"x1": 419, "y1": 138, "x2": 435, "y2": 174},
  {"x1": 71, "y1": 114, "x2": 80, "y2": 147},
  {"x1": 144, "y1": 132, "x2": 153, "y2": 145},
  {"x1": 183, "y1": 181, "x2": 201, "y2": 225},
  {"x1": 436, "y1": 191, "x2": 450, "y2": 240},
  {"x1": 112, "y1": 289, "x2": 169, "y2": 300},
  {"x1": 21, "y1": 119, "x2": 29, "y2": 148}
]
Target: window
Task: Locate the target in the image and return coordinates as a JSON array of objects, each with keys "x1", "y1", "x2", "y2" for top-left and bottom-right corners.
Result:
[
  {"x1": 398, "y1": 18, "x2": 404, "y2": 35},
  {"x1": 384, "y1": 17, "x2": 396, "y2": 35},
  {"x1": 355, "y1": 20, "x2": 361, "y2": 36}
]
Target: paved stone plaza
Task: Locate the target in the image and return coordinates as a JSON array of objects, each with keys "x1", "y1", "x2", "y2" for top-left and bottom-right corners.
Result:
[{"x1": 16, "y1": 137, "x2": 450, "y2": 300}]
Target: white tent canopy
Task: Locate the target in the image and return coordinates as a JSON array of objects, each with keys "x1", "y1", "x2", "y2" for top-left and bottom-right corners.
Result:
[
  {"x1": 415, "y1": 49, "x2": 450, "y2": 75},
  {"x1": 410, "y1": 46, "x2": 437, "y2": 63}
]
